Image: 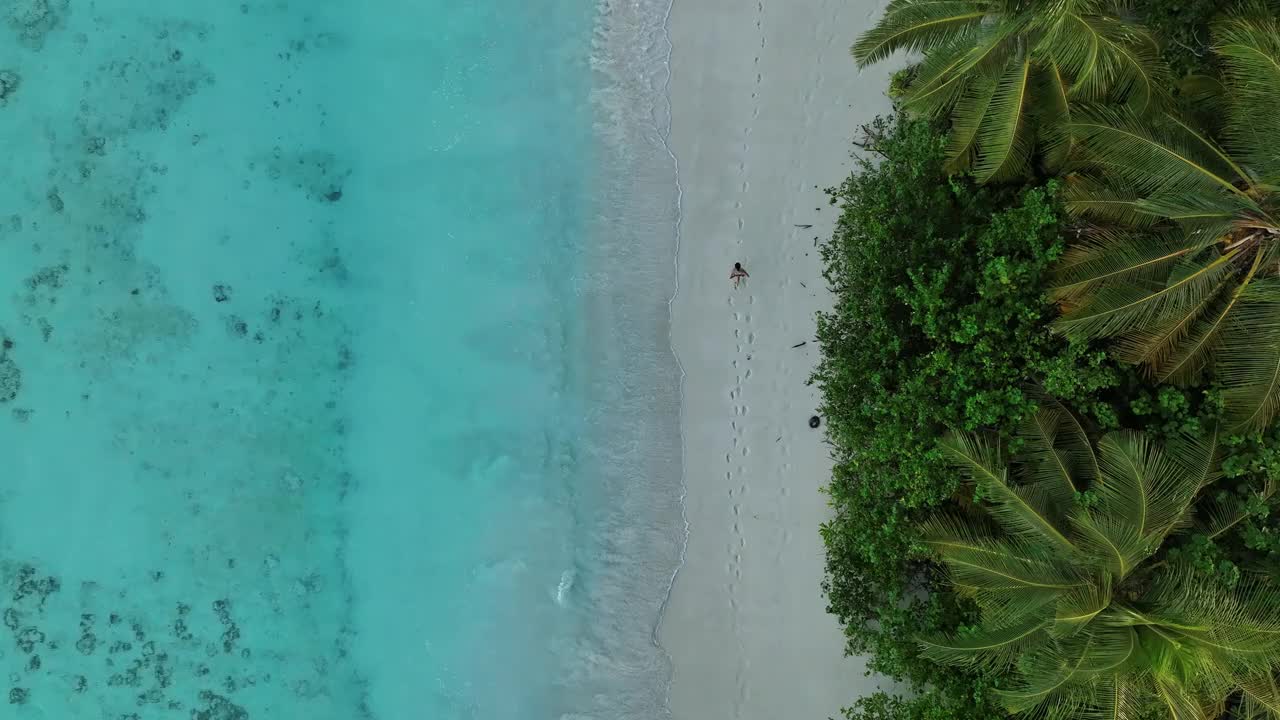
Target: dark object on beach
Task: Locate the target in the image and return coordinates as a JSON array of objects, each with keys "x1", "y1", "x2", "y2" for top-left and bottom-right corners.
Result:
[
  {"x1": 791, "y1": 341, "x2": 807, "y2": 348},
  {"x1": 809, "y1": 415, "x2": 821, "y2": 429},
  {"x1": 794, "y1": 224, "x2": 813, "y2": 229},
  {"x1": 325, "y1": 189, "x2": 343, "y2": 203},
  {"x1": 212, "y1": 284, "x2": 231, "y2": 303}
]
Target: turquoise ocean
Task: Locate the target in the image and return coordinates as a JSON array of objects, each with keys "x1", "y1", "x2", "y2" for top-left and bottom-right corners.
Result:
[{"x1": 0, "y1": 0, "x2": 683, "y2": 718}]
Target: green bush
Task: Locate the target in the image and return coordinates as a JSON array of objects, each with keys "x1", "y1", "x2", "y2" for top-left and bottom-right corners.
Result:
[{"x1": 814, "y1": 113, "x2": 1119, "y2": 718}]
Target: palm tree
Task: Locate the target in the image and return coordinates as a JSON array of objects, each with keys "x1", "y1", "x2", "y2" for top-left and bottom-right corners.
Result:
[
  {"x1": 851, "y1": 0, "x2": 1167, "y2": 183},
  {"x1": 924, "y1": 404, "x2": 1280, "y2": 718},
  {"x1": 1052, "y1": 11, "x2": 1280, "y2": 430}
]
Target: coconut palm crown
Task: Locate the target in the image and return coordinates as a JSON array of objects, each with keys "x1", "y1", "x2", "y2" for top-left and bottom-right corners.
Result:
[
  {"x1": 924, "y1": 405, "x2": 1280, "y2": 718},
  {"x1": 851, "y1": 0, "x2": 1167, "y2": 182},
  {"x1": 1053, "y1": 11, "x2": 1280, "y2": 430}
]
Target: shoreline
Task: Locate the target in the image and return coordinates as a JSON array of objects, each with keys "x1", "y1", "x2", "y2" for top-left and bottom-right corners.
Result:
[{"x1": 661, "y1": 0, "x2": 898, "y2": 717}]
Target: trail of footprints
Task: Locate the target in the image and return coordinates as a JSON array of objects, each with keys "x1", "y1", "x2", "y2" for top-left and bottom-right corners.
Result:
[
  {"x1": 727, "y1": 5, "x2": 766, "y2": 716},
  {"x1": 726, "y1": 290, "x2": 756, "y2": 718},
  {"x1": 734, "y1": 4, "x2": 766, "y2": 235}
]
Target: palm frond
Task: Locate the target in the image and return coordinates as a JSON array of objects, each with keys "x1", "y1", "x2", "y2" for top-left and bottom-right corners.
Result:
[
  {"x1": 1036, "y1": 61, "x2": 1074, "y2": 171},
  {"x1": 906, "y1": 23, "x2": 1017, "y2": 116},
  {"x1": 1217, "y1": 278, "x2": 1280, "y2": 431},
  {"x1": 1050, "y1": 227, "x2": 1201, "y2": 305},
  {"x1": 1241, "y1": 674, "x2": 1280, "y2": 719},
  {"x1": 1167, "y1": 426, "x2": 1222, "y2": 496},
  {"x1": 920, "y1": 615, "x2": 1051, "y2": 669},
  {"x1": 1053, "y1": 248, "x2": 1241, "y2": 343},
  {"x1": 1214, "y1": 14, "x2": 1280, "y2": 181},
  {"x1": 1014, "y1": 404, "x2": 1092, "y2": 501},
  {"x1": 1052, "y1": 576, "x2": 1114, "y2": 636},
  {"x1": 945, "y1": 73, "x2": 1001, "y2": 169},
  {"x1": 1095, "y1": 432, "x2": 1201, "y2": 548},
  {"x1": 1160, "y1": 111, "x2": 1257, "y2": 190},
  {"x1": 1153, "y1": 676, "x2": 1212, "y2": 720},
  {"x1": 998, "y1": 636, "x2": 1101, "y2": 713},
  {"x1": 1111, "y1": 278, "x2": 1225, "y2": 372},
  {"x1": 1071, "y1": 511, "x2": 1146, "y2": 579},
  {"x1": 1069, "y1": 106, "x2": 1252, "y2": 202},
  {"x1": 999, "y1": 625, "x2": 1142, "y2": 714},
  {"x1": 972, "y1": 53, "x2": 1036, "y2": 182},
  {"x1": 1044, "y1": 14, "x2": 1164, "y2": 108},
  {"x1": 920, "y1": 515, "x2": 1079, "y2": 597},
  {"x1": 1091, "y1": 675, "x2": 1150, "y2": 720},
  {"x1": 1136, "y1": 194, "x2": 1256, "y2": 238},
  {"x1": 851, "y1": 0, "x2": 988, "y2": 66},
  {"x1": 1155, "y1": 251, "x2": 1265, "y2": 385},
  {"x1": 1062, "y1": 176, "x2": 1159, "y2": 225},
  {"x1": 940, "y1": 431, "x2": 1077, "y2": 554},
  {"x1": 1198, "y1": 472, "x2": 1277, "y2": 542}
]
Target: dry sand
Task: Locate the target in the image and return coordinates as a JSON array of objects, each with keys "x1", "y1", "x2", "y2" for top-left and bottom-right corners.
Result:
[{"x1": 661, "y1": 0, "x2": 899, "y2": 717}]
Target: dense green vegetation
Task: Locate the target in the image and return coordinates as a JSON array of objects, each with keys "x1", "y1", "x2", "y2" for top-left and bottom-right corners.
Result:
[{"x1": 819, "y1": 2, "x2": 1280, "y2": 718}]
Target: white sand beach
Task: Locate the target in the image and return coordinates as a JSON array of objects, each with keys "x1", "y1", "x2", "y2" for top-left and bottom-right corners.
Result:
[{"x1": 662, "y1": 0, "x2": 898, "y2": 717}]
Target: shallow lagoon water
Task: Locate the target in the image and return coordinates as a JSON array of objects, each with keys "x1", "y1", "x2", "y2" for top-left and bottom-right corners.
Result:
[{"x1": 0, "y1": 0, "x2": 682, "y2": 717}]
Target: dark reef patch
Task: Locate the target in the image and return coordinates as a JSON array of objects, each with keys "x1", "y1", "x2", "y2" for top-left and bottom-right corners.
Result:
[
  {"x1": 255, "y1": 148, "x2": 352, "y2": 203},
  {"x1": 0, "y1": 69, "x2": 19, "y2": 105},
  {"x1": 0, "y1": 354, "x2": 20, "y2": 402},
  {"x1": 3, "y1": 0, "x2": 69, "y2": 49}
]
